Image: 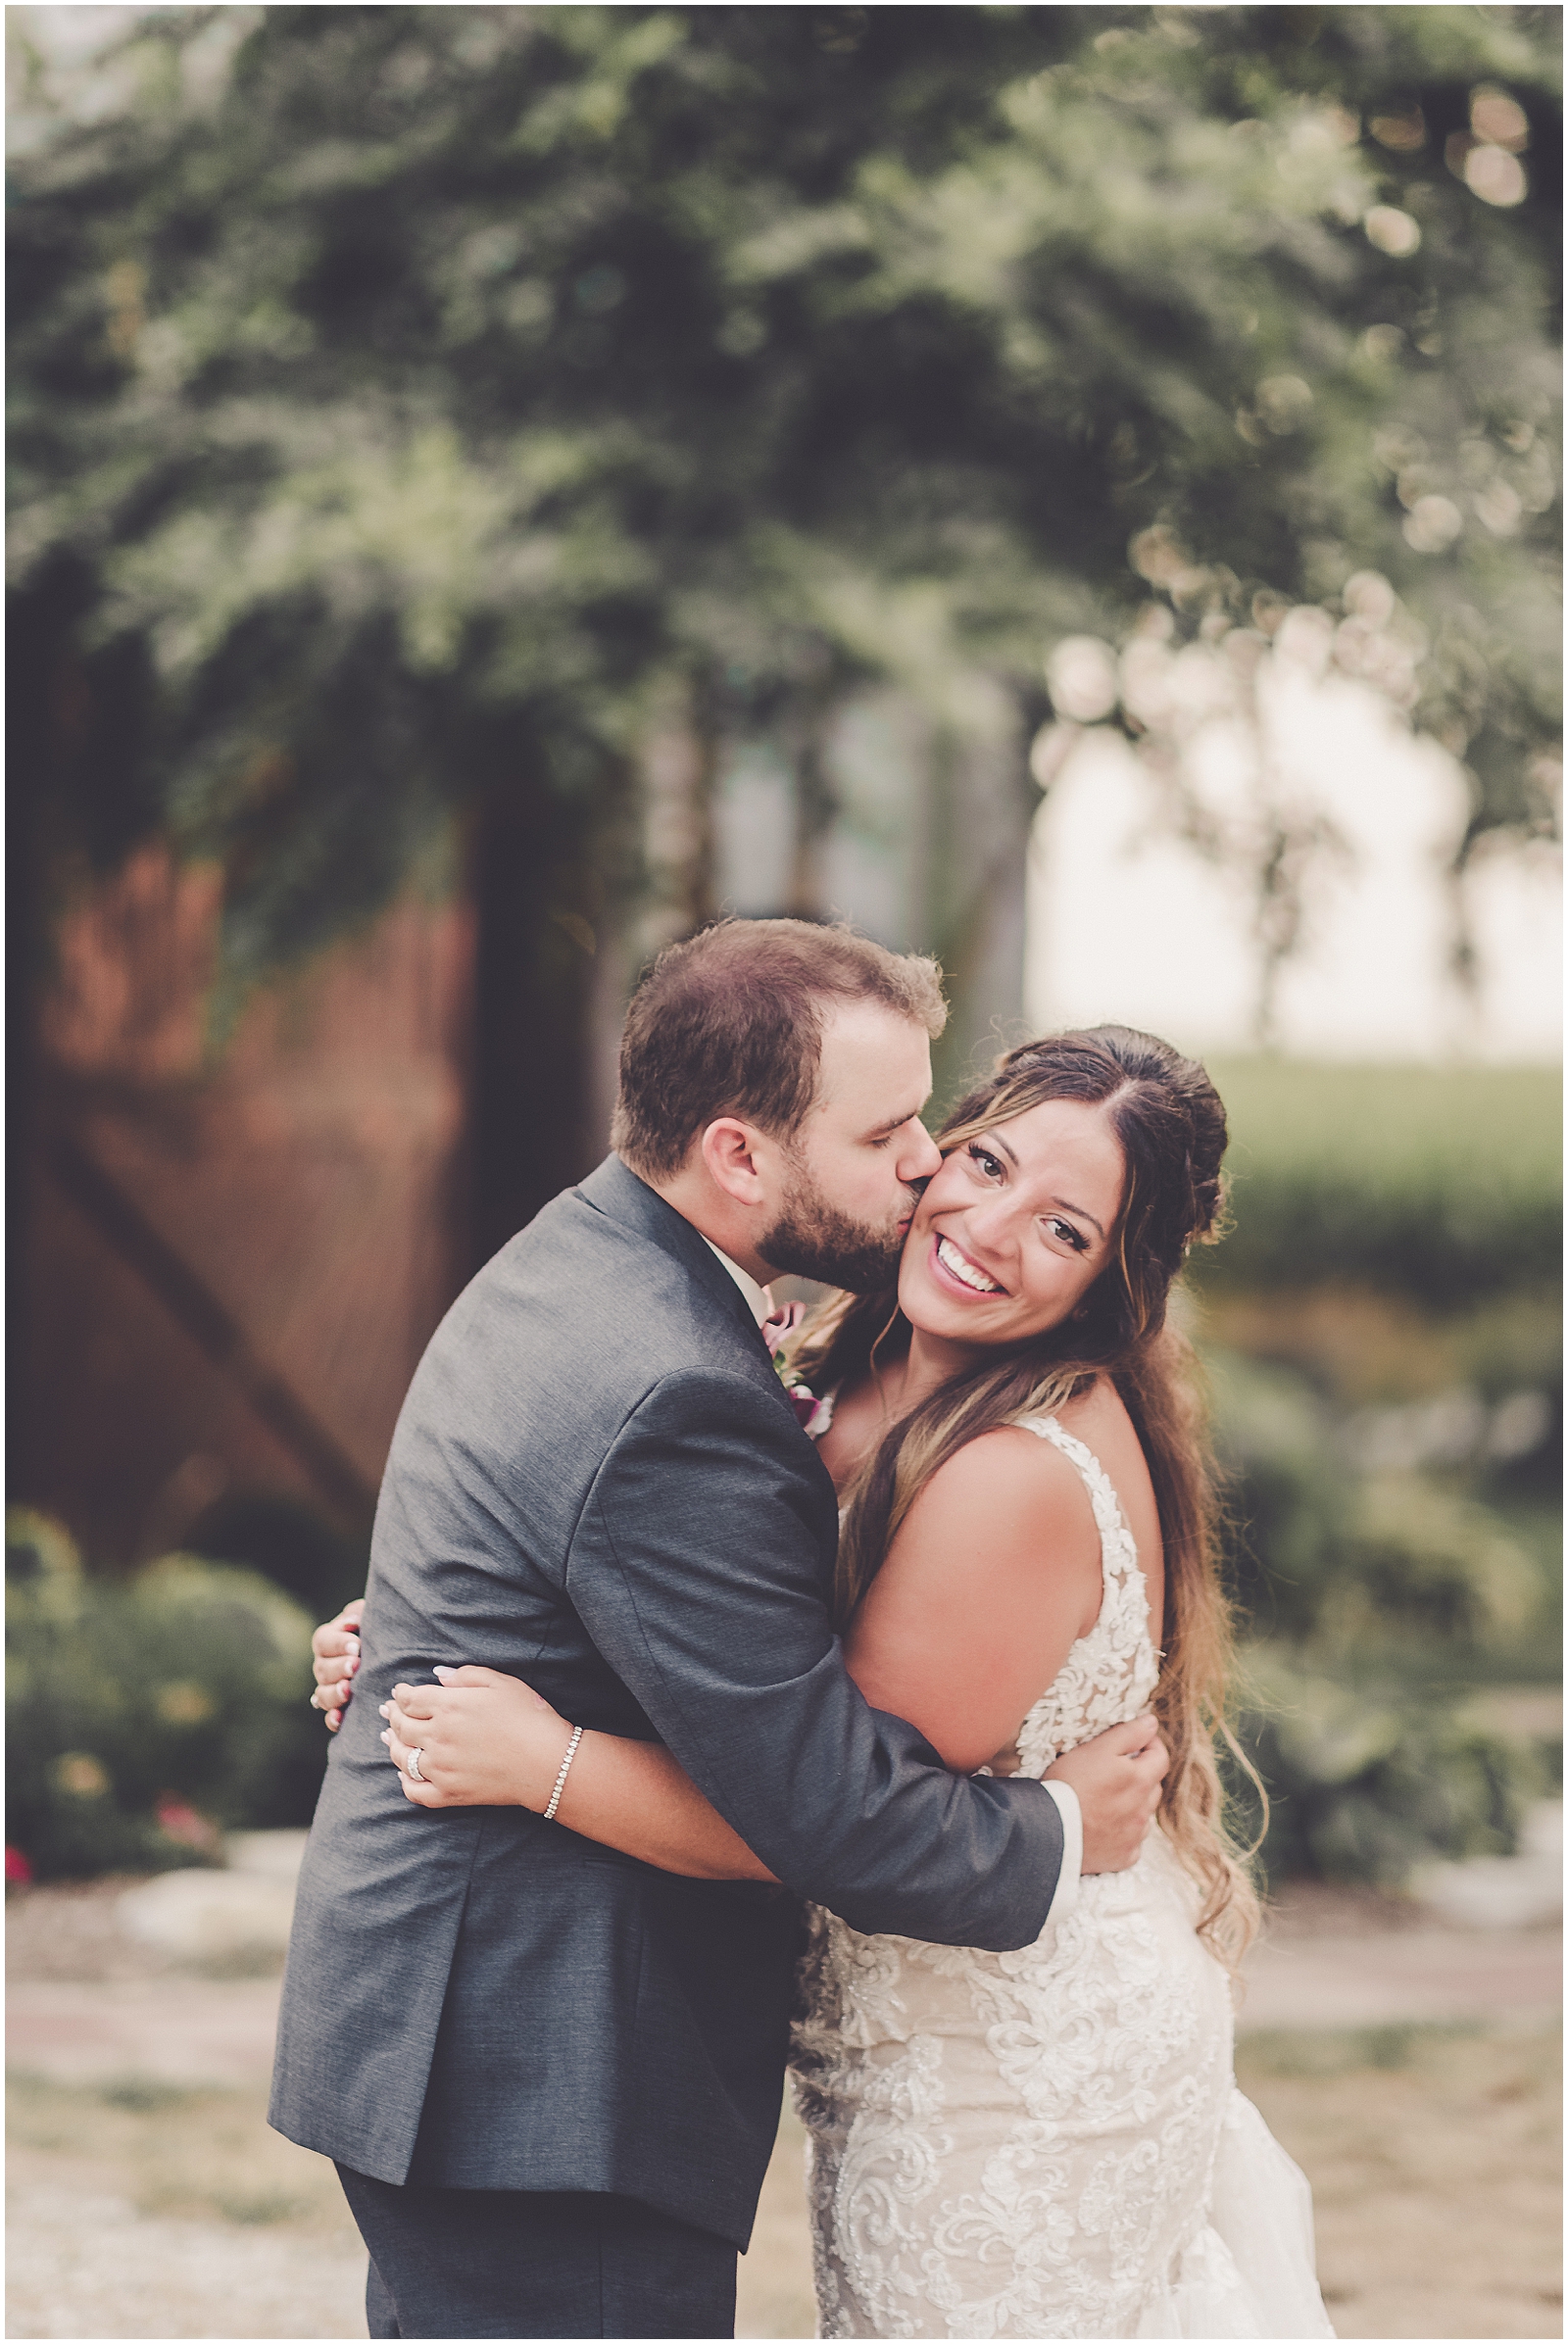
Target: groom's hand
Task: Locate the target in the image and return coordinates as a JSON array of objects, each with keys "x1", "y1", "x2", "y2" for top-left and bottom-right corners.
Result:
[{"x1": 1046, "y1": 1713, "x2": 1167, "y2": 1874}]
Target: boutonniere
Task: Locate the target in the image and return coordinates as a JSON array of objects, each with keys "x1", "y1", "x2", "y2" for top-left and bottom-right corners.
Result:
[{"x1": 760, "y1": 1298, "x2": 833, "y2": 1438}]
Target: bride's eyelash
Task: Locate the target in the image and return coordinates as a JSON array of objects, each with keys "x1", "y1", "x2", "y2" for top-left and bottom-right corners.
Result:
[{"x1": 966, "y1": 1144, "x2": 1088, "y2": 1251}]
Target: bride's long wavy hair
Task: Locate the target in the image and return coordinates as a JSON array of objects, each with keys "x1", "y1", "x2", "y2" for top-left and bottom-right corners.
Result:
[{"x1": 785, "y1": 1025, "x2": 1264, "y2": 1970}]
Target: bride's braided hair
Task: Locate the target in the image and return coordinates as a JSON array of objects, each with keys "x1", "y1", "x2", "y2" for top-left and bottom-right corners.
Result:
[{"x1": 787, "y1": 1025, "x2": 1263, "y2": 1972}]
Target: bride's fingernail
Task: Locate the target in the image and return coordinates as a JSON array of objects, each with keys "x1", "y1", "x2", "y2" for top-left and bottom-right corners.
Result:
[{"x1": 433, "y1": 1666, "x2": 456, "y2": 1682}]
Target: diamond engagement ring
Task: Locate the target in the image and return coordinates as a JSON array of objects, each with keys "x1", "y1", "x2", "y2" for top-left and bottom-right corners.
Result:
[{"x1": 407, "y1": 1745, "x2": 426, "y2": 1782}]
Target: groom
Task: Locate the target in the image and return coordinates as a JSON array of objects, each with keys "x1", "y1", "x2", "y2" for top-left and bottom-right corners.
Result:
[{"x1": 270, "y1": 917, "x2": 1168, "y2": 2340}]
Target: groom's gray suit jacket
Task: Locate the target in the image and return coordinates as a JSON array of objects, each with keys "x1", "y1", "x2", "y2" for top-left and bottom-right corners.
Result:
[{"x1": 270, "y1": 1154, "x2": 1063, "y2": 2249}]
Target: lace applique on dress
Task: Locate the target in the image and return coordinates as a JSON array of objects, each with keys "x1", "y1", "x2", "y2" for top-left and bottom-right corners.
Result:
[
  {"x1": 791, "y1": 1413, "x2": 1334, "y2": 2341},
  {"x1": 1006, "y1": 1416, "x2": 1160, "y2": 1776}
]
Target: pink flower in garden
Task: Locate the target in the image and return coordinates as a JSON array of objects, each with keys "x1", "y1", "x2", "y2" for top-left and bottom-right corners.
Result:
[
  {"x1": 5, "y1": 1845, "x2": 33, "y2": 1885},
  {"x1": 155, "y1": 1795, "x2": 220, "y2": 1853}
]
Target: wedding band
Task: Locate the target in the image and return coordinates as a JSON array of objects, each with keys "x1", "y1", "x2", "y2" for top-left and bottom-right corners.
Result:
[{"x1": 407, "y1": 1745, "x2": 425, "y2": 1782}]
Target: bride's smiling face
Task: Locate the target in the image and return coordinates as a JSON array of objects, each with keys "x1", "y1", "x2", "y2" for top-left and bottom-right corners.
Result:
[{"x1": 898, "y1": 1097, "x2": 1126, "y2": 1350}]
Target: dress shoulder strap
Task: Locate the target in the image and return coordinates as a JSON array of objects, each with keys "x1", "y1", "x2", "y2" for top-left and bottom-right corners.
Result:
[{"x1": 1013, "y1": 1412, "x2": 1140, "y2": 1585}]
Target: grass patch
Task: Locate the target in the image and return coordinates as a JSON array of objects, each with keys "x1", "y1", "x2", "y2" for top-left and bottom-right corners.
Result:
[
  {"x1": 1238, "y1": 2020, "x2": 1484, "y2": 2078},
  {"x1": 98, "y1": 2075, "x2": 206, "y2": 2113},
  {"x1": 1194, "y1": 1059, "x2": 1560, "y2": 1305},
  {"x1": 213, "y1": 2189, "x2": 313, "y2": 2225},
  {"x1": 5, "y1": 2068, "x2": 350, "y2": 2236}
]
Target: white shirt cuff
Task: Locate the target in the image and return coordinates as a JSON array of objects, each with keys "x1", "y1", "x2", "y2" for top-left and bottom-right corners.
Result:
[{"x1": 1041, "y1": 1780, "x2": 1082, "y2": 1924}]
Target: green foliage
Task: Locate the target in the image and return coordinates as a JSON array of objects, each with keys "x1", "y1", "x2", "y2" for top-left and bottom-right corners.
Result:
[
  {"x1": 8, "y1": 5, "x2": 1560, "y2": 997},
  {"x1": 1233, "y1": 1648, "x2": 1554, "y2": 1886},
  {"x1": 5, "y1": 1509, "x2": 324, "y2": 1880},
  {"x1": 1208, "y1": 1340, "x2": 1560, "y2": 1884},
  {"x1": 1196, "y1": 1058, "x2": 1562, "y2": 1303},
  {"x1": 1333, "y1": 1476, "x2": 1543, "y2": 1644},
  {"x1": 1211, "y1": 1347, "x2": 1554, "y2": 1655}
]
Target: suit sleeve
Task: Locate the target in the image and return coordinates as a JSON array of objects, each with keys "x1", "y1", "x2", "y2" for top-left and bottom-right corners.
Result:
[{"x1": 564, "y1": 1369, "x2": 1063, "y2": 1952}]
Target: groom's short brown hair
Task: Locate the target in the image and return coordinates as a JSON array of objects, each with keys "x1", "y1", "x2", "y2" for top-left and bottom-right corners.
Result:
[{"x1": 612, "y1": 918, "x2": 947, "y2": 1180}]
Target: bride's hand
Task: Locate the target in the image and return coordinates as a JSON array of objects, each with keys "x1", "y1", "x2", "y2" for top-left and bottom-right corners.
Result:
[
  {"x1": 310, "y1": 1599, "x2": 365, "y2": 1731},
  {"x1": 380, "y1": 1668, "x2": 577, "y2": 1810}
]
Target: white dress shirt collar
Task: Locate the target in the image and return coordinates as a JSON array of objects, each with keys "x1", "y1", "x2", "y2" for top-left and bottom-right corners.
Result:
[{"x1": 702, "y1": 1238, "x2": 773, "y2": 1328}]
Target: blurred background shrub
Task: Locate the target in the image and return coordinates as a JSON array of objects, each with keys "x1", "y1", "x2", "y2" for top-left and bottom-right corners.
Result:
[
  {"x1": 6, "y1": 1509, "x2": 320, "y2": 1880},
  {"x1": 1233, "y1": 1653, "x2": 1557, "y2": 1886},
  {"x1": 1191, "y1": 1056, "x2": 1560, "y2": 1886}
]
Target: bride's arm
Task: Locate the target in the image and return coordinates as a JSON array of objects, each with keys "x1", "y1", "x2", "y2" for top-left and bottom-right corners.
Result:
[
  {"x1": 304, "y1": 1592, "x2": 767, "y2": 1877},
  {"x1": 365, "y1": 1422, "x2": 1099, "y2": 1883},
  {"x1": 382, "y1": 1667, "x2": 777, "y2": 1882},
  {"x1": 843, "y1": 1427, "x2": 1105, "y2": 1774}
]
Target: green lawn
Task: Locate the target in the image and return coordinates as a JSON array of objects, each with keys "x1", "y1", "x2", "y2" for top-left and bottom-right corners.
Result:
[{"x1": 1193, "y1": 1059, "x2": 1561, "y2": 1305}]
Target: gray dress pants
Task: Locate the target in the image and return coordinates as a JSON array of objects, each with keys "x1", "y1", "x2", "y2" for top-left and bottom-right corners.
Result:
[{"x1": 336, "y1": 2165, "x2": 738, "y2": 2339}]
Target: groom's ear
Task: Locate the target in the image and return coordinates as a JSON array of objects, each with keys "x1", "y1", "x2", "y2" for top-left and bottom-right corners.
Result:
[{"x1": 699, "y1": 1117, "x2": 770, "y2": 1204}]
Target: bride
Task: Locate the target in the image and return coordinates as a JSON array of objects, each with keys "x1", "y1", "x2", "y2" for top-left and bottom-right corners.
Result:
[{"x1": 318, "y1": 1027, "x2": 1333, "y2": 2341}]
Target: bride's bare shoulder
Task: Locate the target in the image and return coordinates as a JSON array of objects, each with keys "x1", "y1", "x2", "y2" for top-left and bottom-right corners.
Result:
[
  {"x1": 905, "y1": 1418, "x2": 1100, "y2": 1543},
  {"x1": 1054, "y1": 1373, "x2": 1145, "y2": 1467}
]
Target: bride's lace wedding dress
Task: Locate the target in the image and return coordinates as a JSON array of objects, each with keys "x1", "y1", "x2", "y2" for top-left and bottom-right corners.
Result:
[{"x1": 790, "y1": 1414, "x2": 1335, "y2": 2340}]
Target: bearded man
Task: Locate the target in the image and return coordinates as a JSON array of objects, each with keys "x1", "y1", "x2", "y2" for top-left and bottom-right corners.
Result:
[{"x1": 270, "y1": 918, "x2": 1165, "y2": 2340}]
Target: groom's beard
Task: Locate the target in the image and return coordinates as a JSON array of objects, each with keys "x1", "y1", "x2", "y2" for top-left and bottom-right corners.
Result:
[{"x1": 760, "y1": 1162, "x2": 914, "y2": 1294}]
